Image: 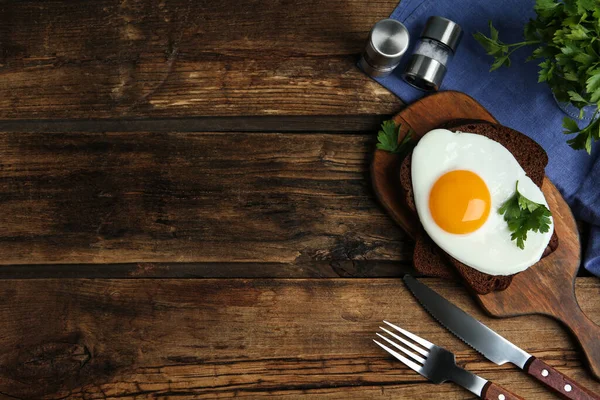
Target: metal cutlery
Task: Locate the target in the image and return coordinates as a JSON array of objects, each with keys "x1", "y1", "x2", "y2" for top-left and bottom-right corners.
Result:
[
  {"x1": 374, "y1": 320, "x2": 523, "y2": 399},
  {"x1": 404, "y1": 275, "x2": 600, "y2": 400}
]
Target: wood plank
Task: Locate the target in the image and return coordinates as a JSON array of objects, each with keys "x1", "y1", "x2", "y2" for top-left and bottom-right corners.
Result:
[
  {"x1": 0, "y1": 261, "x2": 410, "y2": 279},
  {"x1": 0, "y1": 115, "x2": 389, "y2": 134},
  {"x1": 0, "y1": 131, "x2": 411, "y2": 274},
  {"x1": 0, "y1": 0, "x2": 402, "y2": 119},
  {"x1": 0, "y1": 278, "x2": 598, "y2": 399}
]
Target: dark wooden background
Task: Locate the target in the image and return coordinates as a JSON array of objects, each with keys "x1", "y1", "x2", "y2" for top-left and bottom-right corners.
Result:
[{"x1": 0, "y1": 1, "x2": 597, "y2": 398}]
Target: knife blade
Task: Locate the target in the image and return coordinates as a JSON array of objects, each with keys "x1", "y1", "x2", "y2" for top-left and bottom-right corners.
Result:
[{"x1": 403, "y1": 275, "x2": 600, "y2": 400}]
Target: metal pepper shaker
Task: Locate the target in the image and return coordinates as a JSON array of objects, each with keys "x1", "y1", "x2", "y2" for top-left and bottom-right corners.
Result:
[
  {"x1": 359, "y1": 19, "x2": 410, "y2": 78},
  {"x1": 402, "y1": 16, "x2": 463, "y2": 91}
]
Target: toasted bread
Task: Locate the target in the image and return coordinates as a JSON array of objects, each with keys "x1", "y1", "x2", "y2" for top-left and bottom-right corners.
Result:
[{"x1": 400, "y1": 121, "x2": 559, "y2": 294}]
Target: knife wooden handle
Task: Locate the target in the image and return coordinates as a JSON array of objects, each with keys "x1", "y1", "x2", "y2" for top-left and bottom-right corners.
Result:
[
  {"x1": 525, "y1": 357, "x2": 600, "y2": 400},
  {"x1": 481, "y1": 382, "x2": 524, "y2": 400}
]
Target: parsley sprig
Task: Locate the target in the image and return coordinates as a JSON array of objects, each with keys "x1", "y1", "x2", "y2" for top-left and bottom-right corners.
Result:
[
  {"x1": 474, "y1": 0, "x2": 600, "y2": 153},
  {"x1": 376, "y1": 120, "x2": 414, "y2": 158},
  {"x1": 498, "y1": 181, "x2": 552, "y2": 249}
]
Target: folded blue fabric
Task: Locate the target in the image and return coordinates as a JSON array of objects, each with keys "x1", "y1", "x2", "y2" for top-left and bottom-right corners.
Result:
[{"x1": 369, "y1": 0, "x2": 600, "y2": 275}]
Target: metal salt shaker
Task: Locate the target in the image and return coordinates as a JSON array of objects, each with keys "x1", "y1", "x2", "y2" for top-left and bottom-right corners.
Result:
[
  {"x1": 359, "y1": 19, "x2": 410, "y2": 78},
  {"x1": 403, "y1": 16, "x2": 463, "y2": 91}
]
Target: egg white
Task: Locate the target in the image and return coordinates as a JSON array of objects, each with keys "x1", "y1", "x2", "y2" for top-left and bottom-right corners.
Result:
[{"x1": 411, "y1": 129, "x2": 554, "y2": 276}]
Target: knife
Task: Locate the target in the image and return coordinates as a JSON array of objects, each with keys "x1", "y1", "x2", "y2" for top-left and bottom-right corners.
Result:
[{"x1": 403, "y1": 275, "x2": 600, "y2": 400}]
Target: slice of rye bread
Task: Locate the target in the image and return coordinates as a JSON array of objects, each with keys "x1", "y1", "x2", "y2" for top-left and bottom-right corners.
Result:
[{"x1": 400, "y1": 121, "x2": 559, "y2": 294}]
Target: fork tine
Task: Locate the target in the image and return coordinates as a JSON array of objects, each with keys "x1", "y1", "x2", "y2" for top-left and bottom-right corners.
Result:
[
  {"x1": 376, "y1": 333, "x2": 426, "y2": 364},
  {"x1": 379, "y1": 327, "x2": 429, "y2": 357},
  {"x1": 383, "y1": 320, "x2": 433, "y2": 349},
  {"x1": 373, "y1": 339, "x2": 424, "y2": 374}
]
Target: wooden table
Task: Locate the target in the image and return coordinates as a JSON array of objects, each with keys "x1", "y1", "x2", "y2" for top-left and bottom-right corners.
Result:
[{"x1": 0, "y1": 1, "x2": 598, "y2": 399}]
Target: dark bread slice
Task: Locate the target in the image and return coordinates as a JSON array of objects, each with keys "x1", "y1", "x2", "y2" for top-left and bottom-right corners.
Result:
[
  {"x1": 401, "y1": 122, "x2": 559, "y2": 294},
  {"x1": 412, "y1": 229, "x2": 457, "y2": 279},
  {"x1": 422, "y1": 119, "x2": 556, "y2": 289}
]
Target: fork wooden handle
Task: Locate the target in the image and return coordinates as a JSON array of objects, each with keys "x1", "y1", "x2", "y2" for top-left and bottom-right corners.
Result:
[
  {"x1": 481, "y1": 382, "x2": 524, "y2": 400},
  {"x1": 525, "y1": 357, "x2": 600, "y2": 400}
]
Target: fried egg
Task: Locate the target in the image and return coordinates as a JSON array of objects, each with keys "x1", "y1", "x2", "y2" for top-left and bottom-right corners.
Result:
[{"x1": 411, "y1": 129, "x2": 554, "y2": 276}]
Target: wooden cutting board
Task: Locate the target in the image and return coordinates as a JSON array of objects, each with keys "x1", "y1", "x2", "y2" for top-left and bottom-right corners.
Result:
[{"x1": 371, "y1": 91, "x2": 600, "y2": 380}]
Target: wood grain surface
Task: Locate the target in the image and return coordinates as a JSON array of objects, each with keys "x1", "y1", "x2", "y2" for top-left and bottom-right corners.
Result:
[
  {"x1": 0, "y1": 0, "x2": 402, "y2": 119},
  {"x1": 0, "y1": 131, "x2": 412, "y2": 276},
  {"x1": 0, "y1": 278, "x2": 598, "y2": 399},
  {"x1": 1, "y1": 2, "x2": 598, "y2": 399}
]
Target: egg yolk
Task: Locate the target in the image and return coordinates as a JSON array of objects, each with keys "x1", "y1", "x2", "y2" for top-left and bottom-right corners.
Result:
[{"x1": 429, "y1": 170, "x2": 491, "y2": 234}]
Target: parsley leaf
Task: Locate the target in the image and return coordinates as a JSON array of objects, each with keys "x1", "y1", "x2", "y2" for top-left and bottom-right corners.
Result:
[
  {"x1": 567, "y1": 90, "x2": 588, "y2": 103},
  {"x1": 498, "y1": 181, "x2": 552, "y2": 249},
  {"x1": 489, "y1": 21, "x2": 499, "y2": 41},
  {"x1": 565, "y1": 110, "x2": 600, "y2": 153},
  {"x1": 586, "y1": 68, "x2": 600, "y2": 102},
  {"x1": 535, "y1": 0, "x2": 559, "y2": 13},
  {"x1": 376, "y1": 120, "x2": 414, "y2": 158},
  {"x1": 563, "y1": 116, "x2": 580, "y2": 132},
  {"x1": 577, "y1": 0, "x2": 596, "y2": 12}
]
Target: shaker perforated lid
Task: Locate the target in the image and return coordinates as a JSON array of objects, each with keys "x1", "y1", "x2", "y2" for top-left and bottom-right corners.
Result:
[
  {"x1": 421, "y1": 16, "x2": 462, "y2": 52},
  {"x1": 360, "y1": 19, "x2": 410, "y2": 77}
]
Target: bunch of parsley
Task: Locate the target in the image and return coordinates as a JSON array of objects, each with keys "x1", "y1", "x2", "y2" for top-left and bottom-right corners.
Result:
[{"x1": 474, "y1": 0, "x2": 600, "y2": 154}]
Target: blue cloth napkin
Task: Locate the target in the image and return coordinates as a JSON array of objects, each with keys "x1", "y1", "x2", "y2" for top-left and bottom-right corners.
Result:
[{"x1": 370, "y1": 0, "x2": 600, "y2": 276}]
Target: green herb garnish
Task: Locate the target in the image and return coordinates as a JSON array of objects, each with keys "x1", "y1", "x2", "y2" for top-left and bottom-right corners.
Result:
[
  {"x1": 498, "y1": 181, "x2": 552, "y2": 249},
  {"x1": 376, "y1": 120, "x2": 414, "y2": 158},
  {"x1": 473, "y1": 0, "x2": 600, "y2": 153}
]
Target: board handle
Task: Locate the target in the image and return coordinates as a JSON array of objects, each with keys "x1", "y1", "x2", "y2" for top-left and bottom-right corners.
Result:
[
  {"x1": 525, "y1": 357, "x2": 600, "y2": 400},
  {"x1": 481, "y1": 382, "x2": 524, "y2": 400},
  {"x1": 551, "y1": 291, "x2": 600, "y2": 381}
]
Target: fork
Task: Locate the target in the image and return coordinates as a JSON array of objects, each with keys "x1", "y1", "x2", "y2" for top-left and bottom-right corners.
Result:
[{"x1": 374, "y1": 321, "x2": 524, "y2": 400}]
